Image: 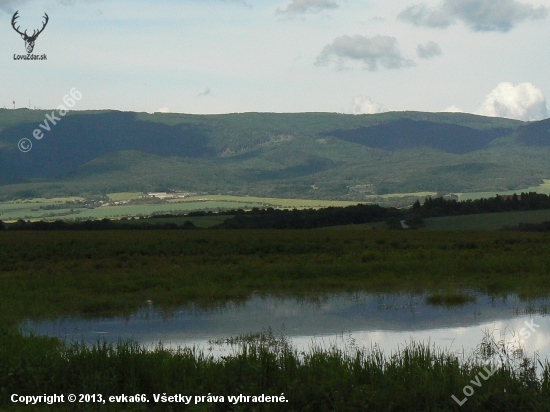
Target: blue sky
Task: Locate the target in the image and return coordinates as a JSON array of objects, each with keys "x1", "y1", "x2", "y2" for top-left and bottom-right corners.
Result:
[{"x1": 1, "y1": 0, "x2": 549, "y2": 120}]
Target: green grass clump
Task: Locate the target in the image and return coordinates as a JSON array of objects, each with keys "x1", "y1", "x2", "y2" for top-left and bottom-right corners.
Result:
[
  {"x1": 426, "y1": 292, "x2": 476, "y2": 307},
  {"x1": 1, "y1": 329, "x2": 549, "y2": 411}
]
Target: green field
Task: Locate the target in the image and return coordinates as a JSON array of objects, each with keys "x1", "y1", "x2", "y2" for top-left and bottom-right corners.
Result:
[
  {"x1": 106, "y1": 192, "x2": 144, "y2": 201},
  {"x1": 423, "y1": 209, "x2": 550, "y2": 230},
  {"x1": 458, "y1": 179, "x2": 550, "y2": 201},
  {"x1": 117, "y1": 215, "x2": 230, "y2": 228},
  {"x1": 2, "y1": 229, "x2": 550, "y2": 327},
  {"x1": 0, "y1": 200, "x2": 264, "y2": 222},
  {"x1": 172, "y1": 195, "x2": 360, "y2": 208},
  {"x1": 2, "y1": 228, "x2": 550, "y2": 411},
  {"x1": 364, "y1": 191, "x2": 438, "y2": 200},
  {"x1": 0, "y1": 194, "x2": 363, "y2": 223}
]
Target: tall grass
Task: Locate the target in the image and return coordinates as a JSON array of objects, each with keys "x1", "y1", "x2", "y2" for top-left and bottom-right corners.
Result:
[
  {"x1": 2, "y1": 230, "x2": 550, "y2": 325},
  {"x1": 1, "y1": 329, "x2": 549, "y2": 411}
]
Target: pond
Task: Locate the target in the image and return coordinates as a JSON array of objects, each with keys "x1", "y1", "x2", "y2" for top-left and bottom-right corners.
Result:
[{"x1": 23, "y1": 292, "x2": 550, "y2": 360}]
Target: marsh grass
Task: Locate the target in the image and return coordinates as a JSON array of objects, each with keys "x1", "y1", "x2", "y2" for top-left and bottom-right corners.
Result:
[
  {"x1": 425, "y1": 292, "x2": 477, "y2": 307},
  {"x1": 2, "y1": 230, "x2": 550, "y2": 326},
  {"x1": 3, "y1": 229, "x2": 550, "y2": 410},
  {"x1": 1, "y1": 329, "x2": 550, "y2": 411}
]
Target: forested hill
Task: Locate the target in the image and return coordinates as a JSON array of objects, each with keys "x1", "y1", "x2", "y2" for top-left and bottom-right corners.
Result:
[{"x1": 0, "y1": 108, "x2": 547, "y2": 201}]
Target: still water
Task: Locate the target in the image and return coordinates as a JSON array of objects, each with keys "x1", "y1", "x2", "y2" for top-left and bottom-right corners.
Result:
[{"x1": 24, "y1": 293, "x2": 550, "y2": 359}]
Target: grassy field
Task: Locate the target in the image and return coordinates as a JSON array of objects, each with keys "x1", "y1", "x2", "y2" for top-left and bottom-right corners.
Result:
[
  {"x1": 106, "y1": 192, "x2": 144, "y2": 201},
  {"x1": 364, "y1": 191, "x2": 438, "y2": 200},
  {"x1": 117, "y1": 215, "x2": 230, "y2": 228},
  {"x1": 458, "y1": 179, "x2": 550, "y2": 201},
  {"x1": 422, "y1": 209, "x2": 550, "y2": 230},
  {"x1": 2, "y1": 329, "x2": 549, "y2": 411},
  {"x1": 170, "y1": 195, "x2": 360, "y2": 208},
  {"x1": 2, "y1": 228, "x2": 550, "y2": 410},
  {"x1": 0, "y1": 200, "x2": 263, "y2": 222},
  {"x1": 0, "y1": 195, "x2": 362, "y2": 222},
  {"x1": 2, "y1": 229, "x2": 550, "y2": 327}
]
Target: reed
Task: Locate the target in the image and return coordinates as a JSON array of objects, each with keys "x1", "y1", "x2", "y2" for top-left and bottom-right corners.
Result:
[
  {"x1": 2, "y1": 229, "x2": 550, "y2": 326},
  {"x1": 1, "y1": 329, "x2": 549, "y2": 411}
]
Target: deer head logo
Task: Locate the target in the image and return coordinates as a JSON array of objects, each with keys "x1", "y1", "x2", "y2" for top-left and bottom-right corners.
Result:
[{"x1": 11, "y1": 11, "x2": 49, "y2": 54}]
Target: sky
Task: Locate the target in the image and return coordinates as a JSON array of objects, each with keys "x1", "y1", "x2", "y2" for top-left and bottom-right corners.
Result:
[{"x1": 0, "y1": 0, "x2": 549, "y2": 120}]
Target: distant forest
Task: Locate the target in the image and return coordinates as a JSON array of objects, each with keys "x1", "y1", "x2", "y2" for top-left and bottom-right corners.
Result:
[{"x1": 1, "y1": 109, "x2": 549, "y2": 201}]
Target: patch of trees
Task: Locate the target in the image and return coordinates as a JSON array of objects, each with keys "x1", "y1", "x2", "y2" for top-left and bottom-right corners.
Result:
[
  {"x1": 214, "y1": 205, "x2": 402, "y2": 229},
  {"x1": 5, "y1": 218, "x2": 196, "y2": 231},
  {"x1": 416, "y1": 192, "x2": 550, "y2": 218},
  {"x1": 214, "y1": 192, "x2": 550, "y2": 230},
  {"x1": 505, "y1": 221, "x2": 550, "y2": 232}
]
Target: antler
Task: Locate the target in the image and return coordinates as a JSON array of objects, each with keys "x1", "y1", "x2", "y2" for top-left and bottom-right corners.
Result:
[
  {"x1": 29, "y1": 13, "x2": 49, "y2": 39},
  {"x1": 11, "y1": 11, "x2": 27, "y2": 37}
]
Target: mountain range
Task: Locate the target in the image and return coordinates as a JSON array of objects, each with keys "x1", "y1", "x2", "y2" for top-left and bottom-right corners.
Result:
[{"x1": 0, "y1": 108, "x2": 548, "y2": 201}]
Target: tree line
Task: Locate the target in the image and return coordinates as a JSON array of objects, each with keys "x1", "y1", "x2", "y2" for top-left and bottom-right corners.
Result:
[{"x1": 2, "y1": 192, "x2": 550, "y2": 231}]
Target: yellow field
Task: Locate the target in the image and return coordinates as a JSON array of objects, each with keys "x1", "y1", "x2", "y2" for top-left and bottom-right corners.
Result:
[
  {"x1": 12, "y1": 196, "x2": 85, "y2": 203},
  {"x1": 168, "y1": 195, "x2": 360, "y2": 208},
  {"x1": 107, "y1": 192, "x2": 144, "y2": 201},
  {"x1": 458, "y1": 179, "x2": 550, "y2": 201},
  {"x1": 364, "y1": 191, "x2": 437, "y2": 199}
]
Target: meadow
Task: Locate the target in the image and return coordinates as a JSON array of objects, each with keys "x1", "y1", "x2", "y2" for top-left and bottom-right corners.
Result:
[
  {"x1": 2, "y1": 229, "x2": 550, "y2": 326},
  {"x1": 0, "y1": 199, "x2": 256, "y2": 222},
  {"x1": 422, "y1": 209, "x2": 550, "y2": 230},
  {"x1": 0, "y1": 195, "x2": 361, "y2": 223},
  {"x1": 3, "y1": 228, "x2": 550, "y2": 411}
]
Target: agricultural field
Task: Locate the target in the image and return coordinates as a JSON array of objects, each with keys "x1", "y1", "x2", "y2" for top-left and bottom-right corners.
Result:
[
  {"x1": 457, "y1": 179, "x2": 550, "y2": 201},
  {"x1": 0, "y1": 198, "x2": 264, "y2": 222},
  {"x1": 422, "y1": 209, "x2": 550, "y2": 230},
  {"x1": 0, "y1": 194, "x2": 362, "y2": 223},
  {"x1": 170, "y1": 194, "x2": 360, "y2": 209}
]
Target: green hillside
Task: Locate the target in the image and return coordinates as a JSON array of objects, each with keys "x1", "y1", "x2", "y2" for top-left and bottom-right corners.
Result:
[{"x1": 0, "y1": 108, "x2": 546, "y2": 201}]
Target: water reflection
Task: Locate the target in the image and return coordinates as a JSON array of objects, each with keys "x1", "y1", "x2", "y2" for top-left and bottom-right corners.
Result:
[{"x1": 24, "y1": 292, "x2": 550, "y2": 359}]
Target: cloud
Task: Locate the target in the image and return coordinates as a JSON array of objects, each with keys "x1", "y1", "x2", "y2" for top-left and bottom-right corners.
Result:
[
  {"x1": 442, "y1": 105, "x2": 463, "y2": 112},
  {"x1": 156, "y1": 107, "x2": 170, "y2": 113},
  {"x1": 220, "y1": 0, "x2": 252, "y2": 8},
  {"x1": 0, "y1": 0, "x2": 251, "y2": 14},
  {"x1": 276, "y1": 0, "x2": 338, "y2": 15},
  {"x1": 315, "y1": 35, "x2": 415, "y2": 71},
  {"x1": 0, "y1": 0, "x2": 109, "y2": 13},
  {"x1": 398, "y1": 0, "x2": 547, "y2": 32},
  {"x1": 198, "y1": 87, "x2": 212, "y2": 97},
  {"x1": 351, "y1": 96, "x2": 383, "y2": 114},
  {"x1": 477, "y1": 82, "x2": 548, "y2": 121},
  {"x1": 417, "y1": 41, "x2": 442, "y2": 59},
  {"x1": 398, "y1": 4, "x2": 453, "y2": 28},
  {"x1": 0, "y1": 0, "x2": 27, "y2": 13}
]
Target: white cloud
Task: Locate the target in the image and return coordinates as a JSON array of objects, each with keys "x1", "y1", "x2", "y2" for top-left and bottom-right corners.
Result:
[
  {"x1": 315, "y1": 35, "x2": 415, "y2": 71},
  {"x1": 477, "y1": 82, "x2": 549, "y2": 121},
  {"x1": 417, "y1": 41, "x2": 442, "y2": 59},
  {"x1": 442, "y1": 105, "x2": 463, "y2": 112},
  {"x1": 276, "y1": 0, "x2": 338, "y2": 15},
  {"x1": 398, "y1": 0, "x2": 547, "y2": 32},
  {"x1": 156, "y1": 107, "x2": 170, "y2": 113},
  {"x1": 350, "y1": 95, "x2": 383, "y2": 114},
  {"x1": 398, "y1": 4, "x2": 453, "y2": 28}
]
